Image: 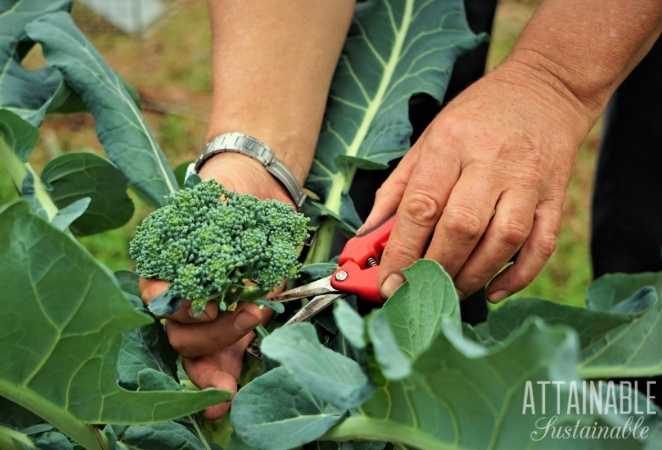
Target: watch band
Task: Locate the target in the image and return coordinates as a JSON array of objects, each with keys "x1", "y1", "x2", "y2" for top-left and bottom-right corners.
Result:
[{"x1": 191, "y1": 132, "x2": 307, "y2": 208}]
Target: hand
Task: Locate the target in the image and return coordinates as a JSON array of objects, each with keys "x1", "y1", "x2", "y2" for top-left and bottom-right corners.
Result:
[
  {"x1": 139, "y1": 152, "x2": 293, "y2": 419},
  {"x1": 363, "y1": 59, "x2": 592, "y2": 302}
]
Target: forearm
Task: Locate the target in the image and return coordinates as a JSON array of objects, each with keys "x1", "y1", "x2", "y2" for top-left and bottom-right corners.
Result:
[
  {"x1": 206, "y1": 0, "x2": 355, "y2": 183},
  {"x1": 505, "y1": 0, "x2": 662, "y2": 124}
]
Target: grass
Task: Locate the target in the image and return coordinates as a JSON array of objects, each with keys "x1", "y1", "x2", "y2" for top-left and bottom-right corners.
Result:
[{"x1": 2, "y1": 0, "x2": 598, "y2": 306}]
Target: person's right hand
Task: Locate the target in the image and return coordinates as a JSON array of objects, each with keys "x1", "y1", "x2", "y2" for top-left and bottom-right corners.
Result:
[
  {"x1": 139, "y1": 152, "x2": 294, "y2": 419},
  {"x1": 361, "y1": 58, "x2": 593, "y2": 302}
]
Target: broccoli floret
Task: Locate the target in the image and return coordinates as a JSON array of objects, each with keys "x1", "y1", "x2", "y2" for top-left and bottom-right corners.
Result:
[{"x1": 129, "y1": 180, "x2": 309, "y2": 312}]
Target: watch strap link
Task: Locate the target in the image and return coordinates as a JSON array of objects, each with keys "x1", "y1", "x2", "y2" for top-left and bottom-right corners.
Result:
[{"x1": 193, "y1": 132, "x2": 307, "y2": 208}]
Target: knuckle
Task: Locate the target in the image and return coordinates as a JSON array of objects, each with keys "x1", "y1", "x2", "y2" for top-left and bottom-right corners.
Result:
[
  {"x1": 508, "y1": 270, "x2": 534, "y2": 292},
  {"x1": 166, "y1": 328, "x2": 186, "y2": 353},
  {"x1": 431, "y1": 116, "x2": 464, "y2": 146},
  {"x1": 402, "y1": 190, "x2": 440, "y2": 227},
  {"x1": 443, "y1": 207, "x2": 483, "y2": 241},
  {"x1": 498, "y1": 221, "x2": 529, "y2": 247},
  {"x1": 375, "y1": 180, "x2": 404, "y2": 200},
  {"x1": 374, "y1": 185, "x2": 388, "y2": 200},
  {"x1": 383, "y1": 241, "x2": 419, "y2": 268},
  {"x1": 456, "y1": 275, "x2": 485, "y2": 296},
  {"x1": 166, "y1": 326, "x2": 197, "y2": 357},
  {"x1": 536, "y1": 234, "x2": 557, "y2": 259}
]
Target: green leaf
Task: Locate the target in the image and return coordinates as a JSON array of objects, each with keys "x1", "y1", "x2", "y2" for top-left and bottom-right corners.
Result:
[
  {"x1": 312, "y1": 441, "x2": 385, "y2": 450},
  {"x1": 137, "y1": 368, "x2": 181, "y2": 392},
  {"x1": 26, "y1": 12, "x2": 178, "y2": 207},
  {"x1": 327, "y1": 320, "x2": 654, "y2": 450},
  {"x1": 184, "y1": 172, "x2": 202, "y2": 189},
  {"x1": 0, "y1": 109, "x2": 38, "y2": 161},
  {"x1": 588, "y1": 272, "x2": 662, "y2": 312},
  {"x1": 0, "y1": 0, "x2": 73, "y2": 129},
  {"x1": 50, "y1": 197, "x2": 90, "y2": 231},
  {"x1": 254, "y1": 299, "x2": 286, "y2": 314},
  {"x1": 116, "y1": 307, "x2": 179, "y2": 390},
  {"x1": 231, "y1": 367, "x2": 344, "y2": 450},
  {"x1": 0, "y1": 425, "x2": 35, "y2": 450},
  {"x1": 381, "y1": 260, "x2": 460, "y2": 358},
  {"x1": 581, "y1": 273, "x2": 662, "y2": 377},
  {"x1": 306, "y1": 0, "x2": 482, "y2": 225},
  {"x1": 146, "y1": 289, "x2": 184, "y2": 318},
  {"x1": 333, "y1": 300, "x2": 367, "y2": 349},
  {"x1": 260, "y1": 323, "x2": 373, "y2": 410},
  {"x1": 0, "y1": 398, "x2": 43, "y2": 430},
  {"x1": 484, "y1": 272, "x2": 662, "y2": 378},
  {"x1": 41, "y1": 152, "x2": 135, "y2": 236},
  {"x1": 0, "y1": 202, "x2": 228, "y2": 447},
  {"x1": 308, "y1": 199, "x2": 363, "y2": 235},
  {"x1": 23, "y1": 425, "x2": 74, "y2": 450},
  {"x1": 116, "y1": 422, "x2": 206, "y2": 450},
  {"x1": 115, "y1": 270, "x2": 141, "y2": 296},
  {"x1": 486, "y1": 298, "x2": 640, "y2": 348},
  {"x1": 224, "y1": 432, "x2": 258, "y2": 450},
  {"x1": 366, "y1": 310, "x2": 411, "y2": 381},
  {"x1": 300, "y1": 262, "x2": 338, "y2": 281},
  {"x1": 174, "y1": 160, "x2": 194, "y2": 188},
  {"x1": 0, "y1": 113, "x2": 58, "y2": 219}
]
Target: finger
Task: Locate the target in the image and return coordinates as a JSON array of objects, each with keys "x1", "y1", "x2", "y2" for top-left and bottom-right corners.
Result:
[
  {"x1": 139, "y1": 278, "x2": 169, "y2": 304},
  {"x1": 139, "y1": 278, "x2": 218, "y2": 323},
  {"x1": 183, "y1": 357, "x2": 238, "y2": 420},
  {"x1": 205, "y1": 333, "x2": 255, "y2": 380},
  {"x1": 360, "y1": 146, "x2": 420, "y2": 234},
  {"x1": 166, "y1": 303, "x2": 268, "y2": 358},
  {"x1": 378, "y1": 147, "x2": 461, "y2": 297},
  {"x1": 487, "y1": 200, "x2": 562, "y2": 302},
  {"x1": 424, "y1": 165, "x2": 501, "y2": 281},
  {"x1": 454, "y1": 189, "x2": 537, "y2": 297}
]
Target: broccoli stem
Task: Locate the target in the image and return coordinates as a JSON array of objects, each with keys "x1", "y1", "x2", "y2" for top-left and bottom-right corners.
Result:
[{"x1": 305, "y1": 218, "x2": 336, "y2": 264}]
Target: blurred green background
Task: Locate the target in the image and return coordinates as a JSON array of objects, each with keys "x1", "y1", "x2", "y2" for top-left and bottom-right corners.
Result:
[{"x1": 1, "y1": 0, "x2": 598, "y2": 306}]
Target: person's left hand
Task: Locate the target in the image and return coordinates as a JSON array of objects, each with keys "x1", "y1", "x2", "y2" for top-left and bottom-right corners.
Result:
[
  {"x1": 139, "y1": 152, "x2": 289, "y2": 420},
  {"x1": 361, "y1": 60, "x2": 592, "y2": 302}
]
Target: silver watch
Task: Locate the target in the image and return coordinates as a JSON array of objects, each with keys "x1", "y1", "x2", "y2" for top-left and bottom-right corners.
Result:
[{"x1": 188, "y1": 132, "x2": 307, "y2": 208}]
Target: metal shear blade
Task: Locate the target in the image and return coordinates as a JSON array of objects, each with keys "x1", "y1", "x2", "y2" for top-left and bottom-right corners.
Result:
[
  {"x1": 273, "y1": 275, "x2": 338, "y2": 302},
  {"x1": 283, "y1": 292, "x2": 344, "y2": 325}
]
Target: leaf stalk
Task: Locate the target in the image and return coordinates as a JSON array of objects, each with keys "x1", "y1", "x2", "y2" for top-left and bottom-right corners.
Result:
[
  {"x1": 0, "y1": 135, "x2": 58, "y2": 220},
  {"x1": 323, "y1": 415, "x2": 467, "y2": 450},
  {"x1": 0, "y1": 380, "x2": 108, "y2": 450}
]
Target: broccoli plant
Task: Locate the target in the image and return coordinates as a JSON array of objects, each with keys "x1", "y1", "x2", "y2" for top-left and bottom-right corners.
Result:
[{"x1": 130, "y1": 179, "x2": 309, "y2": 314}]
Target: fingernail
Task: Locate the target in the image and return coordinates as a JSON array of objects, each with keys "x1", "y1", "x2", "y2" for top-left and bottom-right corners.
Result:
[
  {"x1": 381, "y1": 273, "x2": 405, "y2": 298},
  {"x1": 234, "y1": 311, "x2": 261, "y2": 333},
  {"x1": 488, "y1": 290, "x2": 509, "y2": 303},
  {"x1": 356, "y1": 224, "x2": 366, "y2": 235}
]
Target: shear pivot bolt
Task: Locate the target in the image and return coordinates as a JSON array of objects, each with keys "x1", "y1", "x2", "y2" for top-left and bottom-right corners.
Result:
[{"x1": 335, "y1": 270, "x2": 348, "y2": 281}]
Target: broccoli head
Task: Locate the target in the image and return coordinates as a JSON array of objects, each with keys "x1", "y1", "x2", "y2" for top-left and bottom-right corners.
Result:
[{"x1": 129, "y1": 179, "x2": 309, "y2": 311}]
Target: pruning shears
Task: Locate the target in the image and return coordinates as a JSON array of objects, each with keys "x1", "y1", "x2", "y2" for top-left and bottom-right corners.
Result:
[
  {"x1": 246, "y1": 216, "x2": 395, "y2": 359},
  {"x1": 273, "y1": 215, "x2": 395, "y2": 325}
]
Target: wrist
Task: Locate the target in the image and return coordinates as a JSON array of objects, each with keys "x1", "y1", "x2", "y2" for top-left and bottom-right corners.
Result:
[
  {"x1": 493, "y1": 54, "x2": 596, "y2": 139},
  {"x1": 205, "y1": 125, "x2": 312, "y2": 184},
  {"x1": 198, "y1": 152, "x2": 295, "y2": 207}
]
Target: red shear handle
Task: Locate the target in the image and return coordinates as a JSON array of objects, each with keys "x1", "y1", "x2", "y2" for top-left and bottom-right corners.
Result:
[
  {"x1": 331, "y1": 261, "x2": 383, "y2": 303},
  {"x1": 331, "y1": 216, "x2": 396, "y2": 303},
  {"x1": 338, "y1": 216, "x2": 395, "y2": 267}
]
